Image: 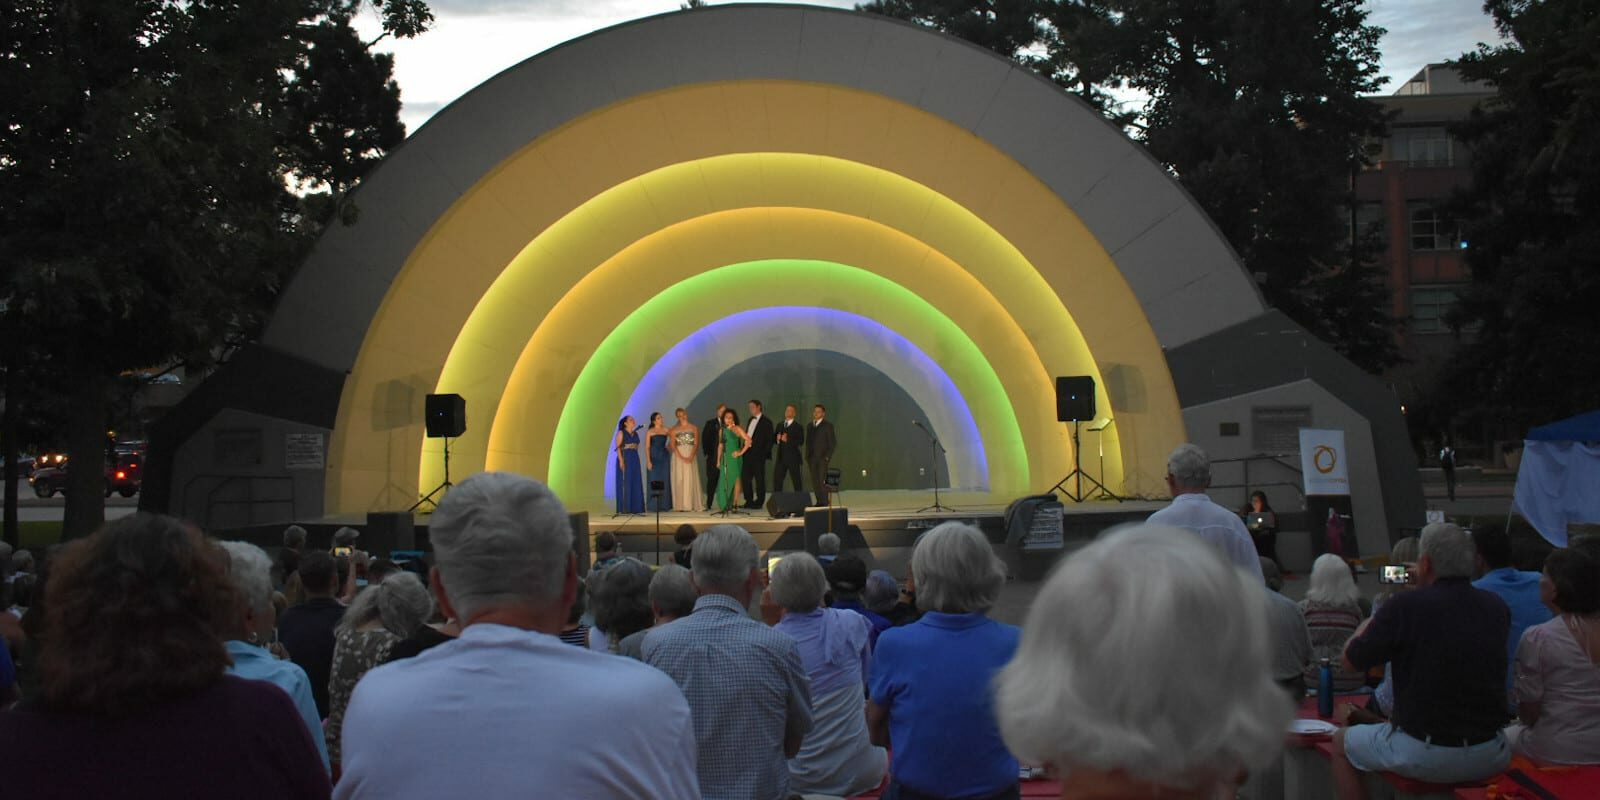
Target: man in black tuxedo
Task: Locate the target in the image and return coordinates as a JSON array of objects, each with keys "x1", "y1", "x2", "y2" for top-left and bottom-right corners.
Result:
[
  {"x1": 772, "y1": 403, "x2": 806, "y2": 493},
  {"x1": 742, "y1": 399, "x2": 775, "y2": 509},
  {"x1": 807, "y1": 404, "x2": 837, "y2": 507},
  {"x1": 701, "y1": 403, "x2": 726, "y2": 511}
]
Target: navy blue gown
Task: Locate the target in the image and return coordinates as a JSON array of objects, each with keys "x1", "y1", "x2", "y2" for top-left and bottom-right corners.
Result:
[
  {"x1": 616, "y1": 430, "x2": 645, "y2": 514},
  {"x1": 647, "y1": 431, "x2": 673, "y2": 512}
]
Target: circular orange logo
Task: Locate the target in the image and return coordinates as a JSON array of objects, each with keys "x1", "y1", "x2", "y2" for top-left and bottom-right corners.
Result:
[{"x1": 1313, "y1": 445, "x2": 1338, "y2": 474}]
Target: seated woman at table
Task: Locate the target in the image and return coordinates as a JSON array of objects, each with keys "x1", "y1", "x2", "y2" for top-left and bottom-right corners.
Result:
[
  {"x1": 1301, "y1": 553, "x2": 1370, "y2": 692},
  {"x1": 997, "y1": 523, "x2": 1292, "y2": 799},
  {"x1": 1506, "y1": 544, "x2": 1600, "y2": 765}
]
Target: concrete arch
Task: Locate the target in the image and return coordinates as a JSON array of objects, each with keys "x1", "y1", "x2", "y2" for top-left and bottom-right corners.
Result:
[{"x1": 256, "y1": 6, "x2": 1266, "y2": 514}]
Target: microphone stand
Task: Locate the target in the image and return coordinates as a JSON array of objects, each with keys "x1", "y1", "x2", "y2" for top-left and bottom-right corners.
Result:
[{"x1": 913, "y1": 421, "x2": 957, "y2": 513}]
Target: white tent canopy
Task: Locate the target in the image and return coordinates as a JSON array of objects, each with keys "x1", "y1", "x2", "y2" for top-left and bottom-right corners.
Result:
[{"x1": 1514, "y1": 410, "x2": 1600, "y2": 547}]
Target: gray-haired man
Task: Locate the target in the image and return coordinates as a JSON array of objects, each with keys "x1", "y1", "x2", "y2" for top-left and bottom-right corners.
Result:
[
  {"x1": 1147, "y1": 443, "x2": 1263, "y2": 580},
  {"x1": 335, "y1": 473, "x2": 699, "y2": 799},
  {"x1": 644, "y1": 525, "x2": 813, "y2": 800}
]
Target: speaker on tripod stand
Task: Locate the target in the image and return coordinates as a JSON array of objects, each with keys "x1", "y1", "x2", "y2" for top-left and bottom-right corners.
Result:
[
  {"x1": 411, "y1": 393, "x2": 465, "y2": 513},
  {"x1": 1045, "y1": 377, "x2": 1121, "y2": 503}
]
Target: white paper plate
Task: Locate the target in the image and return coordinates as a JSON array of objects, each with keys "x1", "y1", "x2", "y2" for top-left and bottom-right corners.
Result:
[{"x1": 1288, "y1": 719, "x2": 1337, "y2": 736}]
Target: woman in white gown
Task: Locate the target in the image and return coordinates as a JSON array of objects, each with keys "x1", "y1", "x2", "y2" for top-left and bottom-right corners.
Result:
[{"x1": 668, "y1": 408, "x2": 703, "y2": 512}]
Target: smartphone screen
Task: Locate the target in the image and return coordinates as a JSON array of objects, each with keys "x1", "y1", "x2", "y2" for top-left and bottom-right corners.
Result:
[
  {"x1": 333, "y1": 546, "x2": 353, "y2": 558},
  {"x1": 1381, "y1": 564, "x2": 1408, "y2": 584}
]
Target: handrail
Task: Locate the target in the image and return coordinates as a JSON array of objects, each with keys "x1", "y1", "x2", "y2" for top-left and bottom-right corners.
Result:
[
  {"x1": 1207, "y1": 453, "x2": 1306, "y2": 507},
  {"x1": 180, "y1": 473, "x2": 297, "y2": 529}
]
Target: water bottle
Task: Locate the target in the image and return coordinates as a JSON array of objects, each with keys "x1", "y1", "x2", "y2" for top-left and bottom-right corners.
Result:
[{"x1": 1318, "y1": 658, "x2": 1334, "y2": 718}]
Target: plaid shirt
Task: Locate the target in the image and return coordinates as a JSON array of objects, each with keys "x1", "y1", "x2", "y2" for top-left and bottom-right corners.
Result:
[{"x1": 644, "y1": 594, "x2": 813, "y2": 800}]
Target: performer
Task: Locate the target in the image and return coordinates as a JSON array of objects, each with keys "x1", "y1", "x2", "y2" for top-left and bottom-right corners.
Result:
[
  {"x1": 807, "y1": 404, "x2": 837, "y2": 507},
  {"x1": 772, "y1": 403, "x2": 806, "y2": 493},
  {"x1": 714, "y1": 408, "x2": 752, "y2": 512},
  {"x1": 644, "y1": 412, "x2": 672, "y2": 512},
  {"x1": 742, "y1": 399, "x2": 774, "y2": 509},
  {"x1": 613, "y1": 416, "x2": 644, "y2": 514},
  {"x1": 668, "y1": 408, "x2": 703, "y2": 512},
  {"x1": 701, "y1": 403, "x2": 726, "y2": 511}
]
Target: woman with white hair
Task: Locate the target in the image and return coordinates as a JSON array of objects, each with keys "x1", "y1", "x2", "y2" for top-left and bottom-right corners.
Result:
[
  {"x1": 771, "y1": 553, "x2": 887, "y2": 797},
  {"x1": 324, "y1": 572, "x2": 432, "y2": 768},
  {"x1": 217, "y1": 540, "x2": 330, "y2": 772},
  {"x1": 1301, "y1": 553, "x2": 1369, "y2": 692},
  {"x1": 868, "y1": 522, "x2": 1020, "y2": 800},
  {"x1": 996, "y1": 523, "x2": 1293, "y2": 798}
]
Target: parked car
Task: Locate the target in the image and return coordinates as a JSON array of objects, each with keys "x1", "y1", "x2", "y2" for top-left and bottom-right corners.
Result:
[{"x1": 28, "y1": 454, "x2": 141, "y2": 498}]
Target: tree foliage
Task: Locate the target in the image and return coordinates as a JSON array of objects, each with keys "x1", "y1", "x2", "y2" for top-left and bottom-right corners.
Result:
[
  {"x1": 859, "y1": 0, "x2": 1398, "y2": 371},
  {"x1": 1436, "y1": 0, "x2": 1600, "y2": 431},
  {"x1": 0, "y1": 0, "x2": 432, "y2": 539}
]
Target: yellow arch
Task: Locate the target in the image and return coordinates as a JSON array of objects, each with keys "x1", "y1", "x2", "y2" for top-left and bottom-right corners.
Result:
[{"x1": 329, "y1": 82, "x2": 1182, "y2": 513}]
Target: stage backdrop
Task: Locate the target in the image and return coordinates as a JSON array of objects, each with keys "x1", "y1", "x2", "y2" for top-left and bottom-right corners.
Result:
[{"x1": 248, "y1": 6, "x2": 1274, "y2": 514}]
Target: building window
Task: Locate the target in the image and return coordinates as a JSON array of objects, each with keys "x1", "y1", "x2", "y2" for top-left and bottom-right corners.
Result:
[
  {"x1": 1394, "y1": 126, "x2": 1453, "y2": 166},
  {"x1": 1409, "y1": 204, "x2": 1458, "y2": 251},
  {"x1": 1411, "y1": 286, "x2": 1462, "y2": 334},
  {"x1": 1352, "y1": 202, "x2": 1385, "y2": 247}
]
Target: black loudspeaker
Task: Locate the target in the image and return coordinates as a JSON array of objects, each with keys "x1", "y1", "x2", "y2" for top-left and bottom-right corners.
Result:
[
  {"x1": 767, "y1": 491, "x2": 809, "y2": 519},
  {"x1": 424, "y1": 393, "x2": 466, "y2": 438},
  {"x1": 1055, "y1": 376, "x2": 1096, "y2": 422},
  {"x1": 365, "y1": 512, "x2": 415, "y2": 555},
  {"x1": 804, "y1": 507, "x2": 848, "y2": 548}
]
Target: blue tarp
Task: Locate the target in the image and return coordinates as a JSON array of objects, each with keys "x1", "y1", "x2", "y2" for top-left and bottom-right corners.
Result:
[
  {"x1": 1516, "y1": 409, "x2": 1600, "y2": 546},
  {"x1": 1526, "y1": 409, "x2": 1600, "y2": 442}
]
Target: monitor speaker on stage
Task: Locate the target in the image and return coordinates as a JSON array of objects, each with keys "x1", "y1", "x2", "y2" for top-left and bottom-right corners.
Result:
[
  {"x1": 804, "y1": 507, "x2": 848, "y2": 551},
  {"x1": 767, "y1": 492, "x2": 808, "y2": 519},
  {"x1": 1055, "y1": 376, "x2": 1096, "y2": 422},
  {"x1": 365, "y1": 511, "x2": 415, "y2": 555},
  {"x1": 424, "y1": 393, "x2": 466, "y2": 438}
]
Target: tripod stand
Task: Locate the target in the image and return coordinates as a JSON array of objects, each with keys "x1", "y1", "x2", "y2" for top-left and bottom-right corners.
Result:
[
  {"x1": 1047, "y1": 420, "x2": 1121, "y2": 503},
  {"x1": 913, "y1": 420, "x2": 957, "y2": 513},
  {"x1": 409, "y1": 436, "x2": 453, "y2": 513}
]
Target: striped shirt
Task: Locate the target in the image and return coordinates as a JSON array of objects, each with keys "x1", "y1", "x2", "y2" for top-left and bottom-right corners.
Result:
[{"x1": 644, "y1": 594, "x2": 813, "y2": 800}]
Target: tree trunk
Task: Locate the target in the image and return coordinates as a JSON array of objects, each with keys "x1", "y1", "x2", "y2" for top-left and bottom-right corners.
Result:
[
  {"x1": 61, "y1": 370, "x2": 111, "y2": 540},
  {"x1": 2, "y1": 365, "x2": 17, "y2": 549}
]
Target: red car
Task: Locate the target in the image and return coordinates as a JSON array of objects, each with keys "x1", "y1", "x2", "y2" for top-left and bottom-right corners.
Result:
[{"x1": 28, "y1": 452, "x2": 141, "y2": 498}]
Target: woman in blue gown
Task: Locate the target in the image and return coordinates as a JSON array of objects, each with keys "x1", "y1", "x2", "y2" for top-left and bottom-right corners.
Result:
[
  {"x1": 613, "y1": 416, "x2": 645, "y2": 514},
  {"x1": 644, "y1": 412, "x2": 672, "y2": 512}
]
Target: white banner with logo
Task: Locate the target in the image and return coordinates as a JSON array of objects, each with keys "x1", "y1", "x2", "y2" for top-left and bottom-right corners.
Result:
[{"x1": 1299, "y1": 428, "x2": 1351, "y2": 496}]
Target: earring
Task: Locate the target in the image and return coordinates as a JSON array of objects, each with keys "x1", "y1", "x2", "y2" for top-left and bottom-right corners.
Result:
[{"x1": 247, "y1": 631, "x2": 260, "y2": 645}]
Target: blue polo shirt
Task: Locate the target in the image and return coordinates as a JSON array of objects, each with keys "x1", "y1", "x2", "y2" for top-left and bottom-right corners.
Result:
[
  {"x1": 225, "y1": 640, "x2": 330, "y2": 772},
  {"x1": 869, "y1": 611, "x2": 1020, "y2": 797},
  {"x1": 1473, "y1": 568, "x2": 1554, "y2": 696}
]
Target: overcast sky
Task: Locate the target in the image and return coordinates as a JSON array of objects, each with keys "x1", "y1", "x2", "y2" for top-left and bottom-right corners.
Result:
[{"x1": 358, "y1": 0, "x2": 1503, "y2": 135}]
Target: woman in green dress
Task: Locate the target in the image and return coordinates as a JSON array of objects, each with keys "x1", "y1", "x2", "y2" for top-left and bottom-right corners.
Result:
[{"x1": 713, "y1": 408, "x2": 752, "y2": 511}]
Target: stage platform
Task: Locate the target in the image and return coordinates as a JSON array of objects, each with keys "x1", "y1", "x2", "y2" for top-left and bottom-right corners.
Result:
[{"x1": 226, "y1": 491, "x2": 1164, "y2": 579}]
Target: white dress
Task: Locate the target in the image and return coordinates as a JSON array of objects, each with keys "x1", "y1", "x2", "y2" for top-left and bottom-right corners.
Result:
[{"x1": 669, "y1": 428, "x2": 703, "y2": 511}]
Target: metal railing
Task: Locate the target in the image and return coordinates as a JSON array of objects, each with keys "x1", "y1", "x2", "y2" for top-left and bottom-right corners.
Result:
[
  {"x1": 1208, "y1": 453, "x2": 1305, "y2": 509},
  {"x1": 180, "y1": 474, "x2": 298, "y2": 530}
]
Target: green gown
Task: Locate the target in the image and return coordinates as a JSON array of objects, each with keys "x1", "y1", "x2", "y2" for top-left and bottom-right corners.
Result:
[{"x1": 713, "y1": 425, "x2": 744, "y2": 511}]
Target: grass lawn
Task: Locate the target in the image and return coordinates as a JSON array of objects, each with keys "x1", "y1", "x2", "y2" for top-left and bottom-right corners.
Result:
[{"x1": 19, "y1": 521, "x2": 62, "y2": 550}]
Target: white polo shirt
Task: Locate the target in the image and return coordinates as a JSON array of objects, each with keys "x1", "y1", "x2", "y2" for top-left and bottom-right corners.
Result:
[
  {"x1": 335, "y1": 623, "x2": 700, "y2": 799},
  {"x1": 1147, "y1": 492, "x2": 1266, "y2": 581}
]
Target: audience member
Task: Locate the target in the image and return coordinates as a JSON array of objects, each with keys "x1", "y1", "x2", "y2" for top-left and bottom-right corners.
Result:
[
  {"x1": 673, "y1": 524, "x2": 697, "y2": 568},
  {"x1": 617, "y1": 563, "x2": 697, "y2": 660},
  {"x1": 1261, "y1": 557, "x2": 1313, "y2": 698},
  {"x1": 882, "y1": 567, "x2": 922, "y2": 627},
  {"x1": 1147, "y1": 444, "x2": 1264, "y2": 580},
  {"x1": 998, "y1": 523, "x2": 1292, "y2": 799},
  {"x1": 559, "y1": 581, "x2": 592, "y2": 647},
  {"x1": 868, "y1": 522, "x2": 1019, "y2": 800},
  {"x1": 1473, "y1": 524, "x2": 1554, "y2": 700},
  {"x1": 864, "y1": 569, "x2": 902, "y2": 623},
  {"x1": 645, "y1": 524, "x2": 813, "y2": 800},
  {"x1": 1342, "y1": 537, "x2": 1422, "y2": 726},
  {"x1": 383, "y1": 614, "x2": 459, "y2": 663},
  {"x1": 217, "y1": 540, "x2": 331, "y2": 772},
  {"x1": 334, "y1": 473, "x2": 698, "y2": 799},
  {"x1": 0, "y1": 514, "x2": 329, "y2": 799},
  {"x1": 828, "y1": 554, "x2": 891, "y2": 646},
  {"x1": 9, "y1": 548, "x2": 33, "y2": 581},
  {"x1": 770, "y1": 553, "x2": 888, "y2": 796},
  {"x1": 1301, "y1": 553, "x2": 1369, "y2": 692},
  {"x1": 1506, "y1": 545, "x2": 1600, "y2": 765},
  {"x1": 278, "y1": 550, "x2": 345, "y2": 717},
  {"x1": 817, "y1": 532, "x2": 841, "y2": 564},
  {"x1": 0, "y1": 634, "x2": 15, "y2": 708},
  {"x1": 279, "y1": 524, "x2": 308, "y2": 603},
  {"x1": 325, "y1": 572, "x2": 432, "y2": 769},
  {"x1": 593, "y1": 531, "x2": 624, "y2": 571},
  {"x1": 1333, "y1": 523, "x2": 1511, "y2": 797},
  {"x1": 366, "y1": 559, "x2": 400, "y2": 586},
  {"x1": 591, "y1": 557, "x2": 655, "y2": 652}
]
